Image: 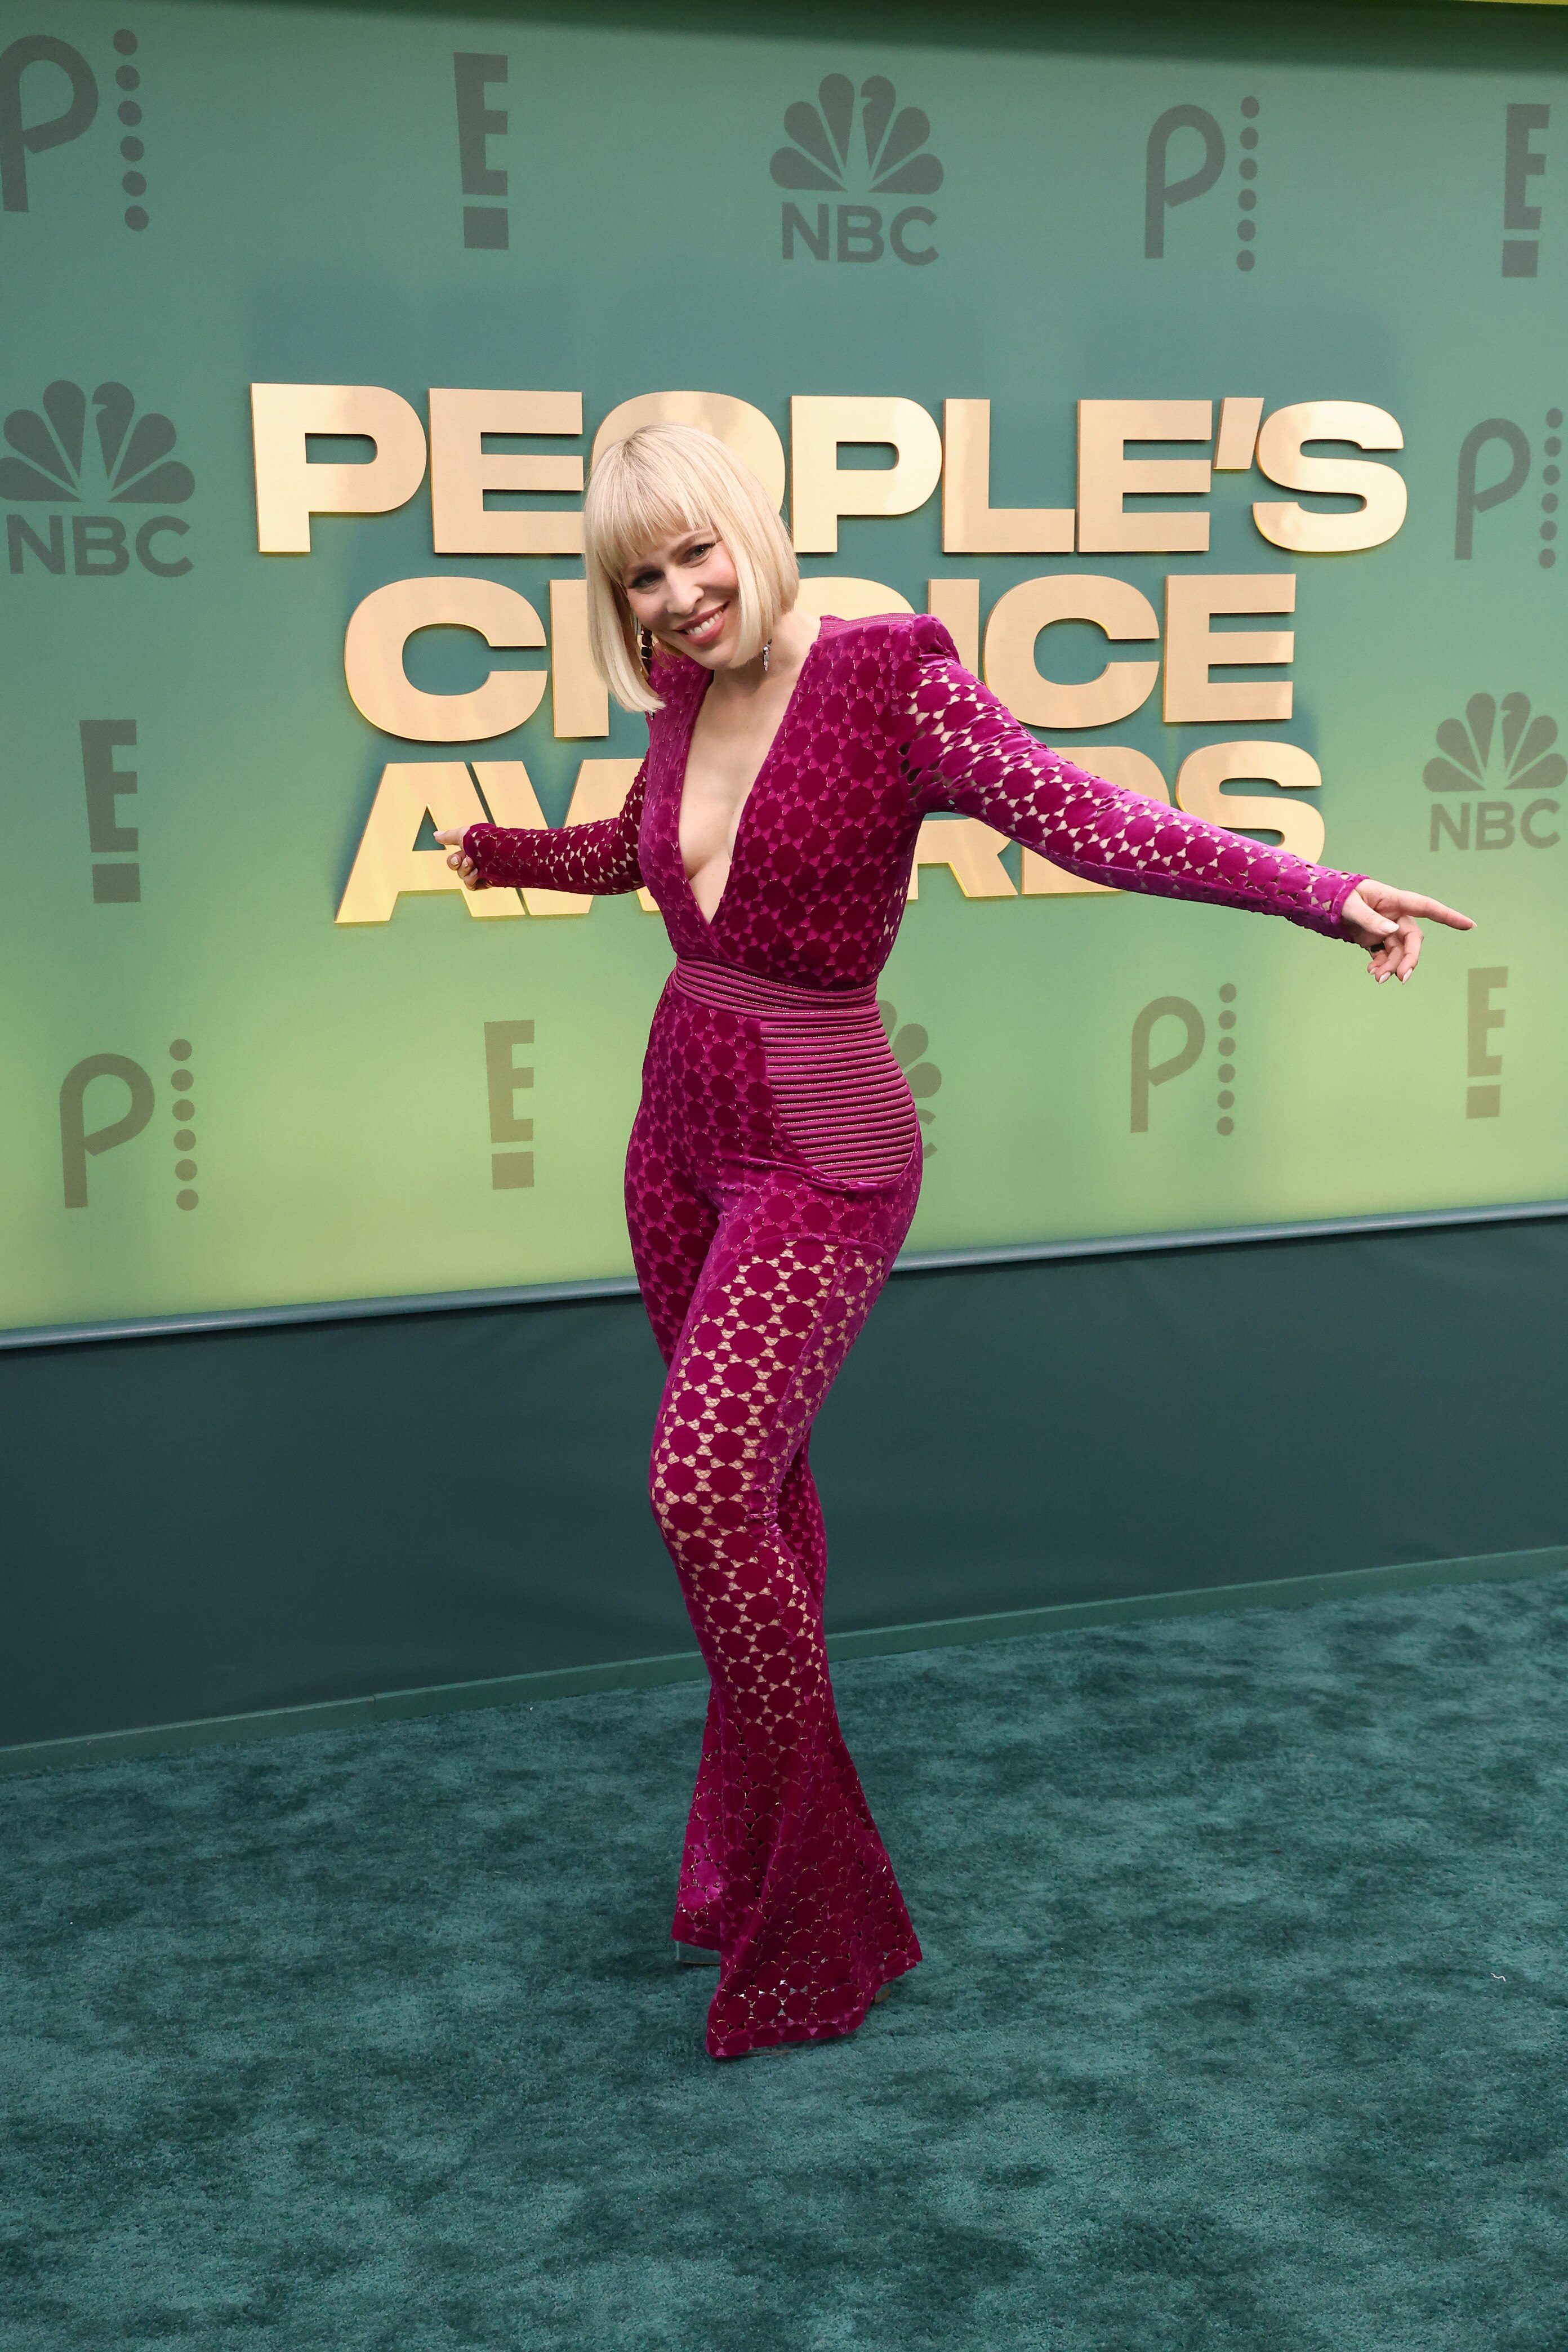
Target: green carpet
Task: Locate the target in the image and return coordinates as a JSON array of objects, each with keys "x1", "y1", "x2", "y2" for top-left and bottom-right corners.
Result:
[{"x1": 3, "y1": 1571, "x2": 1565, "y2": 2350}]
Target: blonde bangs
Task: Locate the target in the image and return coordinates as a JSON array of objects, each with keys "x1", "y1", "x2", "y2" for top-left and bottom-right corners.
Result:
[
  {"x1": 589, "y1": 453, "x2": 711, "y2": 591},
  {"x1": 583, "y1": 422, "x2": 799, "y2": 712}
]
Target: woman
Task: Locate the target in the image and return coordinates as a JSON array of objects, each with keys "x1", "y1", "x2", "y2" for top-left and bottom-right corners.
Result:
[{"x1": 439, "y1": 424, "x2": 1471, "y2": 2060}]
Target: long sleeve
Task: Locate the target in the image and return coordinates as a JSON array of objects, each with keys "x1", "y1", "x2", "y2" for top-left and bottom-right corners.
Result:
[
  {"x1": 897, "y1": 620, "x2": 1362, "y2": 939},
  {"x1": 462, "y1": 761, "x2": 648, "y2": 896}
]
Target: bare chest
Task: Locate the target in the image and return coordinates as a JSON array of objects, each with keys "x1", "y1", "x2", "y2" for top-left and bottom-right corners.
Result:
[{"x1": 677, "y1": 677, "x2": 796, "y2": 880}]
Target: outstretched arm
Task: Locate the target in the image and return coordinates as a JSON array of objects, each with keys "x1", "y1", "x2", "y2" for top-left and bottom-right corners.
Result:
[
  {"x1": 898, "y1": 627, "x2": 1472, "y2": 976},
  {"x1": 436, "y1": 761, "x2": 648, "y2": 897}
]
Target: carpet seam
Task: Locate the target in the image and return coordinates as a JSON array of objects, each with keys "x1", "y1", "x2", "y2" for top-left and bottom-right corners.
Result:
[{"x1": 2, "y1": 1542, "x2": 1562, "y2": 1777}]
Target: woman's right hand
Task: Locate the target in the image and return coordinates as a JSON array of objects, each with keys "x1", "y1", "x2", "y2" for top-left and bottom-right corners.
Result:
[{"x1": 434, "y1": 827, "x2": 487, "y2": 890}]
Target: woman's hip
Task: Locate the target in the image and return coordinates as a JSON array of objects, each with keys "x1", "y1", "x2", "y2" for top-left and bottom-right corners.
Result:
[{"x1": 642, "y1": 961, "x2": 921, "y2": 1193}]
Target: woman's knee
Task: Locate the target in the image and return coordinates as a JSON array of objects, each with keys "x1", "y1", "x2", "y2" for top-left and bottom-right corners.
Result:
[{"x1": 648, "y1": 1414, "x2": 777, "y2": 1560}]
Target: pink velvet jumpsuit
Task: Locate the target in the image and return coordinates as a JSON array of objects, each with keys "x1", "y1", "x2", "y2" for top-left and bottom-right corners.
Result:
[{"x1": 464, "y1": 614, "x2": 1364, "y2": 2059}]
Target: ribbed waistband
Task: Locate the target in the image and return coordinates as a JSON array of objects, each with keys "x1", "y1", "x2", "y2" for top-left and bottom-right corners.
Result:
[
  {"x1": 672, "y1": 960, "x2": 881, "y2": 1024},
  {"x1": 669, "y1": 961, "x2": 914, "y2": 1186}
]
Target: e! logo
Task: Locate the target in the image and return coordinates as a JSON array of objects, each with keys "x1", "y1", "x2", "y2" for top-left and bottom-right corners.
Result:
[
  {"x1": 1467, "y1": 968, "x2": 1508, "y2": 1119},
  {"x1": 82, "y1": 718, "x2": 139, "y2": 901},
  {"x1": 454, "y1": 52, "x2": 507, "y2": 250},
  {"x1": 1502, "y1": 102, "x2": 1549, "y2": 277},
  {"x1": 484, "y1": 1019, "x2": 533, "y2": 1188}
]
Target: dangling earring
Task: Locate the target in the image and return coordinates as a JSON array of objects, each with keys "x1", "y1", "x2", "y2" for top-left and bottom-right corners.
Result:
[
  {"x1": 761, "y1": 639, "x2": 771, "y2": 674},
  {"x1": 640, "y1": 625, "x2": 654, "y2": 680}
]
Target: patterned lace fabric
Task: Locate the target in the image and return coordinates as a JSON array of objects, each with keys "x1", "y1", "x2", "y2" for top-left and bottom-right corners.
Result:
[
  {"x1": 464, "y1": 611, "x2": 1364, "y2": 987},
  {"x1": 459, "y1": 612, "x2": 1365, "y2": 2058},
  {"x1": 465, "y1": 758, "x2": 649, "y2": 898},
  {"x1": 629, "y1": 977, "x2": 923, "y2": 2057}
]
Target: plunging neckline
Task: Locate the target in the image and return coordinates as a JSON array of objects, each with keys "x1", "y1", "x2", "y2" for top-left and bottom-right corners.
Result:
[{"x1": 674, "y1": 621, "x2": 826, "y2": 936}]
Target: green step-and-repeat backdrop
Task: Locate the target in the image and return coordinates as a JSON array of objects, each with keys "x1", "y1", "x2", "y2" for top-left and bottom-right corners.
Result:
[{"x1": 1, "y1": 0, "x2": 1563, "y2": 1334}]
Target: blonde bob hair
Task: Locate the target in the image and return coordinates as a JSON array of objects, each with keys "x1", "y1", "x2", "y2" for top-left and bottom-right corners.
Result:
[{"x1": 583, "y1": 422, "x2": 799, "y2": 713}]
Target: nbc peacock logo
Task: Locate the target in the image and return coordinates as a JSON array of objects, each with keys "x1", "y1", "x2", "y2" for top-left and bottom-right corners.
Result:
[
  {"x1": 1424, "y1": 692, "x2": 1563, "y2": 854},
  {"x1": 772, "y1": 74, "x2": 942, "y2": 266},
  {"x1": 877, "y1": 1001, "x2": 943, "y2": 1152},
  {"x1": 2, "y1": 378, "x2": 194, "y2": 578}
]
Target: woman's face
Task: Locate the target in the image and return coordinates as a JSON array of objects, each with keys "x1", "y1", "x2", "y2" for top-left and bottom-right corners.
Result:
[{"x1": 621, "y1": 527, "x2": 745, "y2": 669}]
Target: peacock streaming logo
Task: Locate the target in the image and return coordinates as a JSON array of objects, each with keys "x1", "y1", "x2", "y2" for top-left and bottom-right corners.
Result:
[
  {"x1": 1144, "y1": 96, "x2": 1262, "y2": 270},
  {"x1": 0, "y1": 26, "x2": 152, "y2": 230},
  {"x1": 59, "y1": 1037, "x2": 200, "y2": 1210},
  {"x1": 1455, "y1": 407, "x2": 1562, "y2": 568},
  {"x1": 772, "y1": 74, "x2": 942, "y2": 265},
  {"x1": 1131, "y1": 986, "x2": 1239, "y2": 1138},
  {"x1": 1, "y1": 378, "x2": 194, "y2": 577}
]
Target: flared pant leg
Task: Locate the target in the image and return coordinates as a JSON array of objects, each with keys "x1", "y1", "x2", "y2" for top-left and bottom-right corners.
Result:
[{"x1": 627, "y1": 1101, "x2": 921, "y2": 2058}]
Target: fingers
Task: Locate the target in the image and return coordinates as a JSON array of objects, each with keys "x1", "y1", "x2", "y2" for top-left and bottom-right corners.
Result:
[
  {"x1": 1383, "y1": 892, "x2": 1472, "y2": 932},
  {"x1": 1356, "y1": 879, "x2": 1476, "y2": 932},
  {"x1": 1366, "y1": 918, "x2": 1423, "y2": 983},
  {"x1": 1410, "y1": 896, "x2": 1474, "y2": 933},
  {"x1": 432, "y1": 827, "x2": 485, "y2": 888},
  {"x1": 1351, "y1": 879, "x2": 1469, "y2": 982}
]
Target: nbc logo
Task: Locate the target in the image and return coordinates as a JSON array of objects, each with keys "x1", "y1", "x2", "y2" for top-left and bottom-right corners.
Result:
[
  {"x1": 772, "y1": 74, "x2": 942, "y2": 265},
  {"x1": 1425, "y1": 692, "x2": 1563, "y2": 853},
  {"x1": 2, "y1": 379, "x2": 194, "y2": 576}
]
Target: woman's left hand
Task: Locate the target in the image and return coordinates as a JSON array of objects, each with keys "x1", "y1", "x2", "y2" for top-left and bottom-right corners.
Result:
[{"x1": 1338, "y1": 879, "x2": 1475, "y2": 983}]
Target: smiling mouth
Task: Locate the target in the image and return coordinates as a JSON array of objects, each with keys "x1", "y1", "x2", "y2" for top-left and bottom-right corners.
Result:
[{"x1": 678, "y1": 604, "x2": 728, "y2": 645}]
